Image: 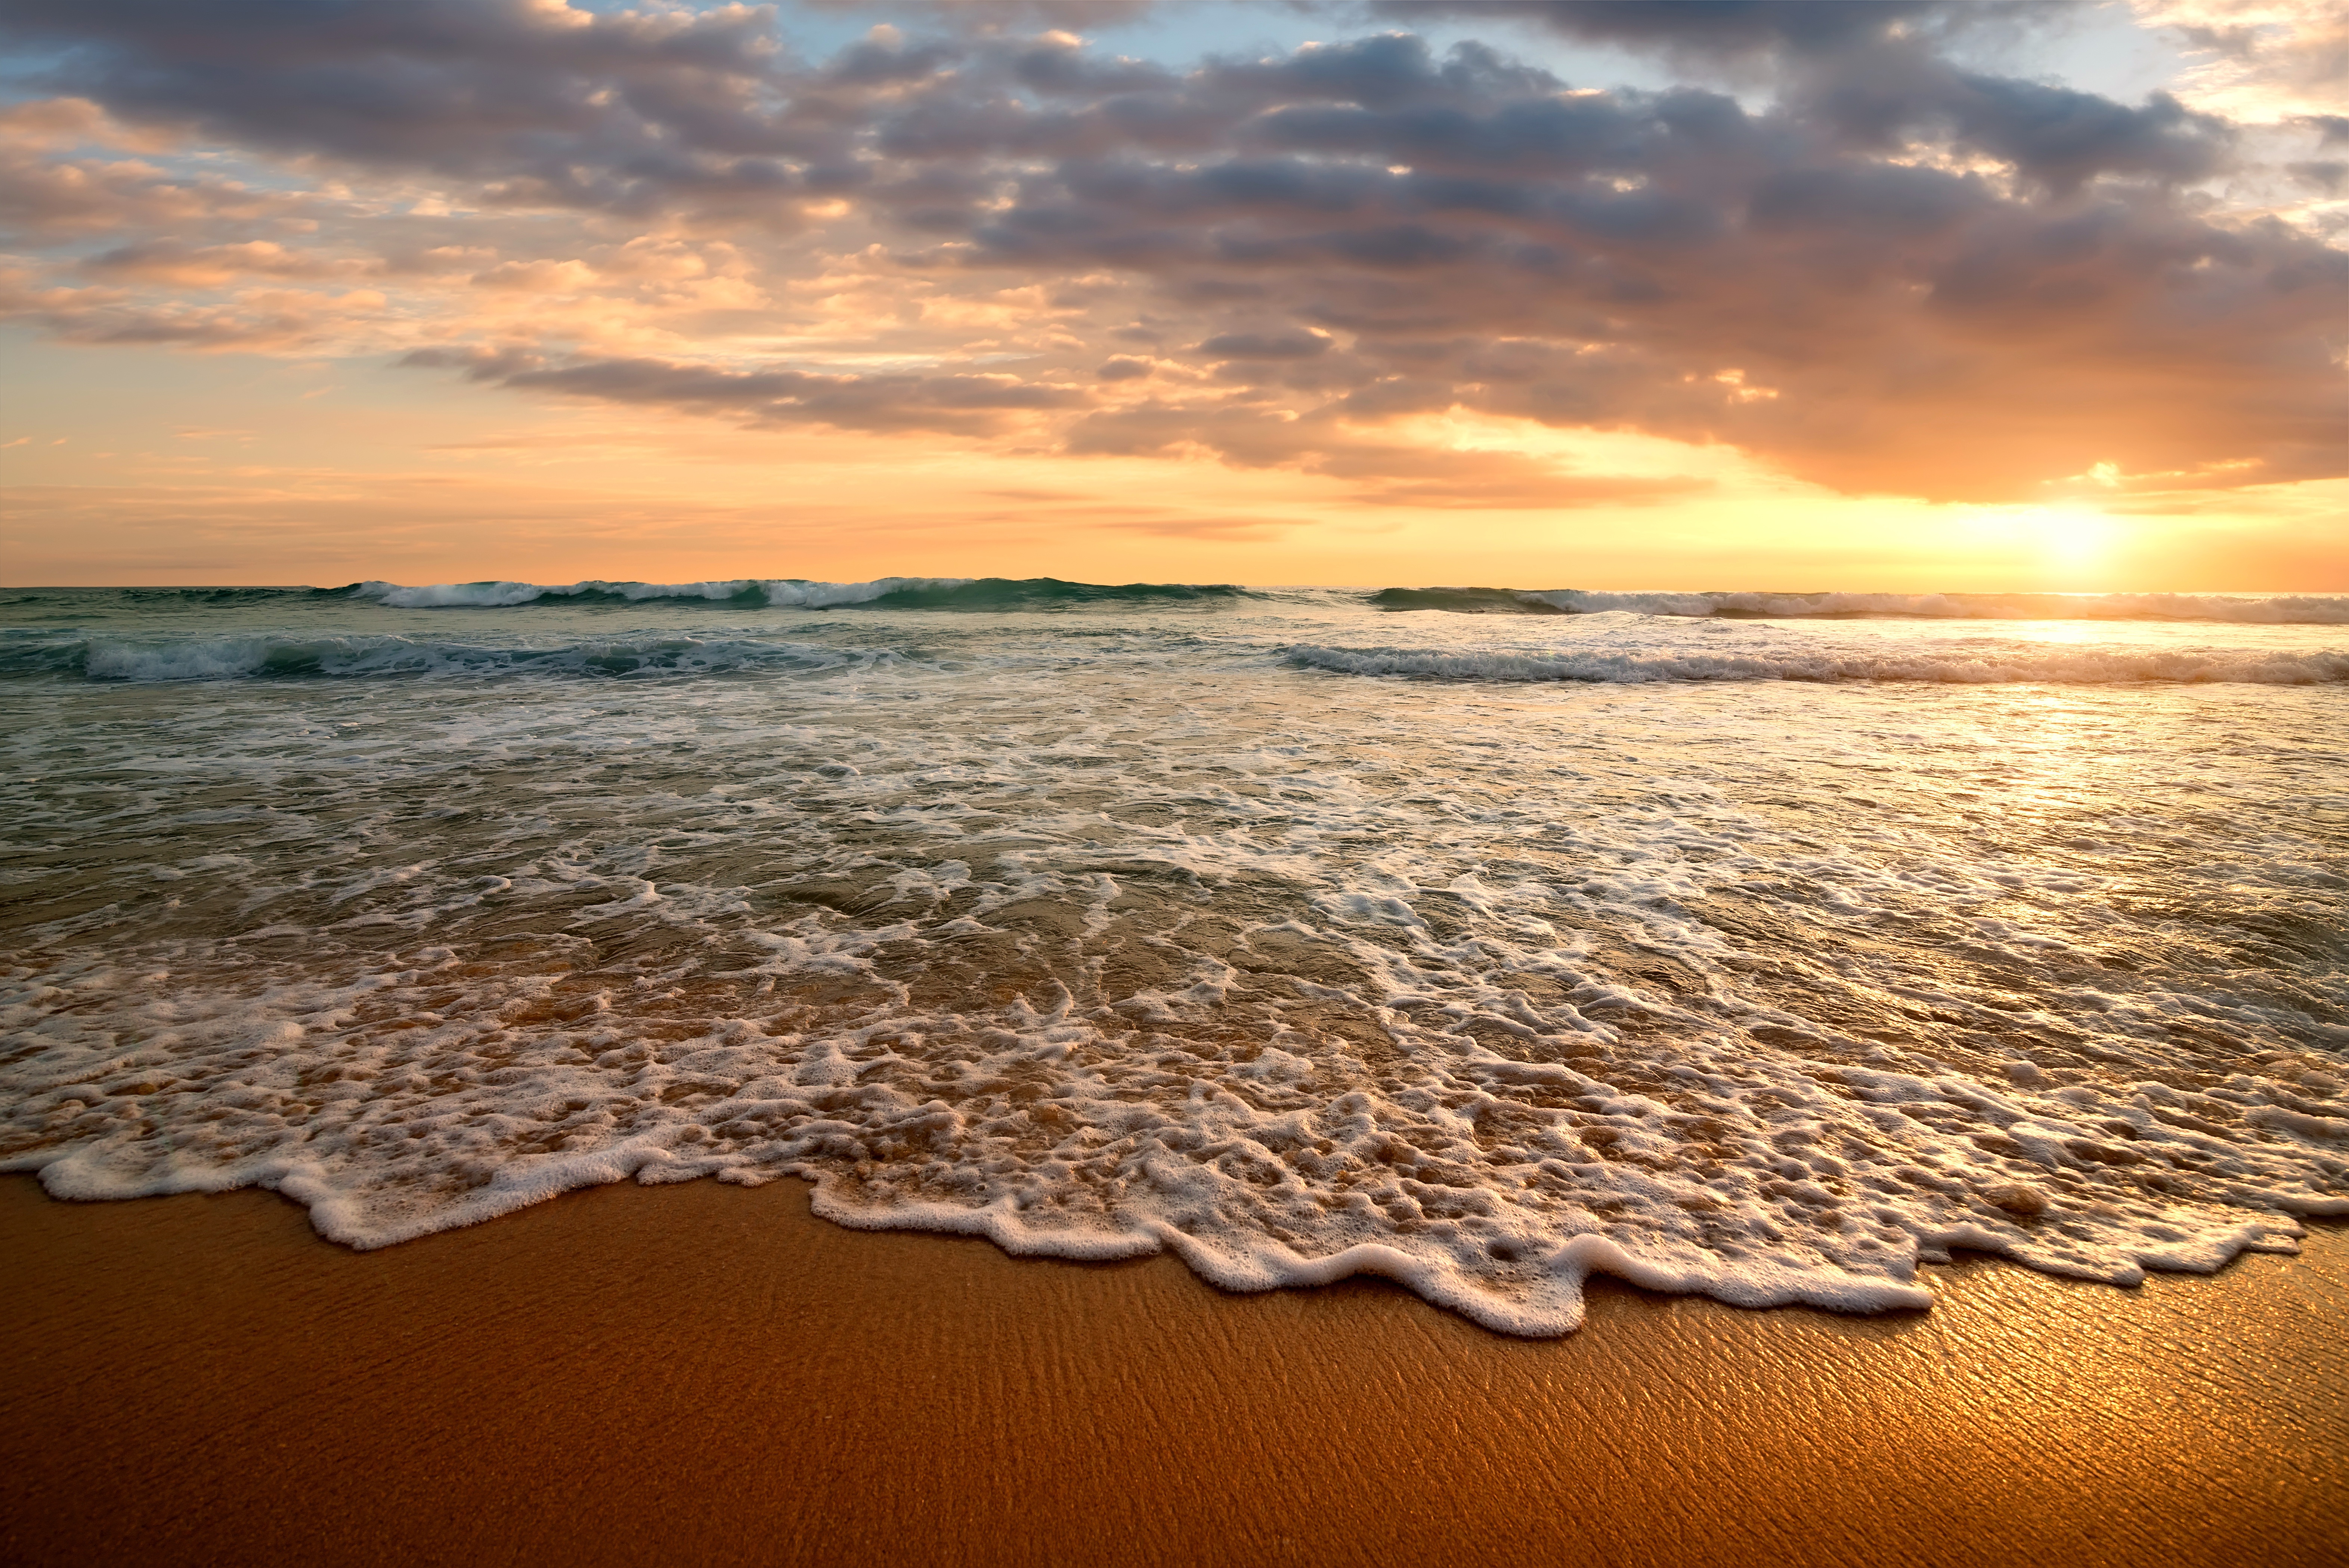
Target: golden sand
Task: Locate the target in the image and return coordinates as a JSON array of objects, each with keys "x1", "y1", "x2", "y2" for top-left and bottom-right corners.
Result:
[{"x1": 1, "y1": 1174, "x2": 2341, "y2": 1567}]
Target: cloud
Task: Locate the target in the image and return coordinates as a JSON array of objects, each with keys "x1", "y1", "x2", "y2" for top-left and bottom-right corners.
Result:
[
  {"x1": 403, "y1": 347, "x2": 1091, "y2": 436},
  {"x1": 1790, "y1": 46, "x2": 2234, "y2": 194},
  {"x1": 0, "y1": 141, "x2": 289, "y2": 238},
  {"x1": 1370, "y1": 472, "x2": 1708, "y2": 507},
  {"x1": 1367, "y1": 1, "x2": 2067, "y2": 62},
  {"x1": 806, "y1": 0, "x2": 1160, "y2": 31},
  {"x1": 0, "y1": 0, "x2": 836, "y2": 221},
  {"x1": 1061, "y1": 399, "x2": 1715, "y2": 507},
  {"x1": 881, "y1": 30, "x2": 2331, "y2": 498},
  {"x1": 1198, "y1": 329, "x2": 1331, "y2": 359},
  {"x1": 2136, "y1": 1, "x2": 2349, "y2": 123},
  {"x1": 0, "y1": 3, "x2": 2336, "y2": 506},
  {"x1": 1099, "y1": 511, "x2": 1294, "y2": 539},
  {"x1": 81, "y1": 239, "x2": 367, "y2": 285},
  {"x1": 0, "y1": 261, "x2": 391, "y2": 349}
]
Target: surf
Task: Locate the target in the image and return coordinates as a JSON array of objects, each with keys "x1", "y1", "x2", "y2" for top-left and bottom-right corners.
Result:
[{"x1": 1371, "y1": 587, "x2": 2349, "y2": 624}]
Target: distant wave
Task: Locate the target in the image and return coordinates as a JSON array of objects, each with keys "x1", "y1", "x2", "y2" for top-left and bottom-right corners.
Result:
[
  {"x1": 101, "y1": 586, "x2": 363, "y2": 607},
  {"x1": 30, "y1": 634, "x2": 894, "y2": 682},
  {"x1": 1371, "y1": 587, "x2": 1575, "y2": 615},
  {"x1": 1371, "y1": 587, "x2": 2349, "y2": 624},
  {"x1": 347, "y1": 577, "x2": 948, "y2": 609},
  {"x1": 348, "y1": 576, "x2": 1253, "y2": 610},
  {"x1": 8, "y1": 582, "x2": 2335, "y2": 622},
  {"x1": 1287, "y1": 643, "x2": 2349, "y2": 686}
]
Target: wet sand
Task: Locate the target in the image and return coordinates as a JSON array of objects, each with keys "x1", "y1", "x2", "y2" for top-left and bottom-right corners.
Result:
[{"x1": 2, "y1": 1174, "x2": 2342, "y2": 1568}]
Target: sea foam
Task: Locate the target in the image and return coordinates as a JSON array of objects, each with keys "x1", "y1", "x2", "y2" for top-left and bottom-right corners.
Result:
[
  {"x1": 4, "y1": 579, "x2": 2343, "y2": 1334},
  {"x1": 1286, "y1": 642, "x2": 2349, "y2": 685}
]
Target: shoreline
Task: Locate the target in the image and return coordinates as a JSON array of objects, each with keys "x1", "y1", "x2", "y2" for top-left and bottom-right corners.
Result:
[{"x1": 3, "y1": 1173, "x2": 2343, "y2": 1567}]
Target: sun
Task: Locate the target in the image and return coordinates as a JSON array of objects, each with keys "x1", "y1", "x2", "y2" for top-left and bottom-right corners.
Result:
[{"x1": 2033, "y1": 508, "x2": 2119, "y2": 569}]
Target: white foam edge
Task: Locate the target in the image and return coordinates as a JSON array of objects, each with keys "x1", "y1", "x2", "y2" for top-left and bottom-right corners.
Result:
[
  {"x1": 808, "y1": 1188, "x2": 1941, "y2": 1335},
  {"x1": 4, "y1": 1136, "x2": 1928, "y2": 1337},
  {"x1": 19, "y1": 1136, "x2": 2334, "y2": 1336}
]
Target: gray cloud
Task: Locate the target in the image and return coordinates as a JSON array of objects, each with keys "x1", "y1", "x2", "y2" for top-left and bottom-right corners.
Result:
[
  {"x1": 0, "y1": 0, "x2": 836, "y2": 220},
  {"x1": 806, "y1": 0, "x2": 1159, "y2": 30},
  {"x1": 1367, "y1": 2, "x2": 2062, "y2": 59},
  {"x1": 1198, "y1": 329, "x2": 1331, "y2": 359},
  {"x1": 403, "y1": 346, "x2": 1090, "y2": 436},
  {"x1": 2, "y1": 2, "x2": 2338, "y2": 503}
]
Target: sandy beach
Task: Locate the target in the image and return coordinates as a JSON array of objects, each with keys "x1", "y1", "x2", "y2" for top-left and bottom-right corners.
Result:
[
  {"x1": 3, "y1": 1174, "x2": 2341, "y2": 1568},
  {"x1": 8, "y1": 1, "x2": 2346, "y2": 1562}
]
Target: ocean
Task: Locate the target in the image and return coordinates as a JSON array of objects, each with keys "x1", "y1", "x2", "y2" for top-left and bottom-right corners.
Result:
[{"x1": 3, "y1": 578, "x2": 2345, "y2": 1334}]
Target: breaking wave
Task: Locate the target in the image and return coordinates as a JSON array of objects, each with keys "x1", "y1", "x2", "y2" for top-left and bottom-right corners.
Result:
[
  {"x1": 18, "y1": 580, "x2": 2334, "y2": 622},
  {"x1": 1287, "y1": 643, "x2": 2349, "y2": 686},
  {"x1": 1372, "y1": 587, "x2": 2349, "y2": 624},
  {"x1": 38, "y1": 634, "x2": 892, "y2": 682},
  {"x1": 350, "y1": 576, "x2": 1253, "y2": 610}
]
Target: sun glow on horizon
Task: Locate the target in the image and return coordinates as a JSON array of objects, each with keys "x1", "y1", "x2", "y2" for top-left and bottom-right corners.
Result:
[{"x1": 2032, "y1": 508, "x2": 2124, "y2": 572}]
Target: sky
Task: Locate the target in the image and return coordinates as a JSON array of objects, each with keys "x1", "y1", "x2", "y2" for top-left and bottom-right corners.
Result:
[{"x1": 0, "y1": 0, "x2": 2342, "y2": 590}]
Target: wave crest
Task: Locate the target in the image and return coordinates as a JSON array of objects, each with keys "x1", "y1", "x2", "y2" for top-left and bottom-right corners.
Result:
[
  {"x1": 65, "y1": 634, "x2": 889, "y2": 682},
  {"x1": 352, "y1": 576, "x2": 1251, "y2": 610},
  {"x1": 1373, "y1": 587, "x2": 2349, "y2": 624},
  {"x1": 1286, "y1": 643, "x2": 2349, "y2": 686}
]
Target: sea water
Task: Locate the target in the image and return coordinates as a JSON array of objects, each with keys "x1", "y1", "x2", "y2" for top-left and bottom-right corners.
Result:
[{"x1": 3, "y1": 579, "x2": 2344, "y2": 1333}]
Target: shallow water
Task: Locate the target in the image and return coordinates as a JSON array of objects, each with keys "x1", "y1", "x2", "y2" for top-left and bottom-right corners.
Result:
[{"x1": 4, "y1": 579, "x2": 2345, "y2": 1333}]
